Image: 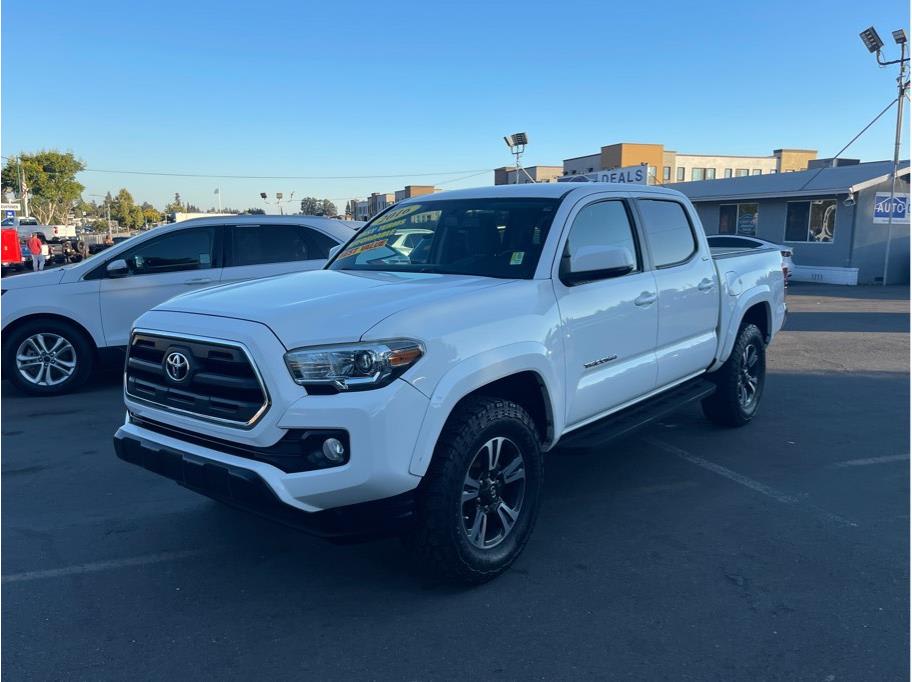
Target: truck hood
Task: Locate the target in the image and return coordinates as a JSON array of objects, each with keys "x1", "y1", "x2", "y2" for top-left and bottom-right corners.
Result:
[
  {"x1": 0, "y1": 268, "x2": 66, "y2": 290},
  {"x1": 154, "y1": 269, "x2": 514, "y2": 348}
]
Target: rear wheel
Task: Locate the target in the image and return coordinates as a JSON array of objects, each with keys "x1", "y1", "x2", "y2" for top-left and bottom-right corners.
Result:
[
  {"x1": 406, "y1": 397, "x2": 544, "y2": 584},
  {"x1": 3, "y1": 319, "x2": 95, "y2": 396},
  {"x1": 702, "y1": 323, "x2": 766, "y2": 427}
]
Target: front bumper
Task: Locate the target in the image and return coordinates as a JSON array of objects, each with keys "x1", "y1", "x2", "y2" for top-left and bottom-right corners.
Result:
[{"x1": 114, "y1": 429, "x2": 417, "y2": 540}]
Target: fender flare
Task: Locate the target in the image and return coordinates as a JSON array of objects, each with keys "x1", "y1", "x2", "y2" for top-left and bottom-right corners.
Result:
[
  {"x1": 712, "y1": 284, "x2": 771, "y2": 370},
  {"x1": 407, "y1": 342, "x2": 564, "y2": 477}
]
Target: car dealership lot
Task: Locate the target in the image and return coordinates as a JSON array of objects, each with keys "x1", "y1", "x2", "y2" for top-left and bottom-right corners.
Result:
[{"x1": 2, "y1": 284, "x2": 908, "y2": 680}]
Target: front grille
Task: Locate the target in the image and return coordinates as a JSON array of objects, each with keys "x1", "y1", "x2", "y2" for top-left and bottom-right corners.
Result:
[{"x1": 125, "y1": 332, "x2": 269, "y2": 427}]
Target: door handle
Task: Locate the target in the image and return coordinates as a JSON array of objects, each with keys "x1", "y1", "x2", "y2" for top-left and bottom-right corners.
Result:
[
  {"x1": 184, "y1": 277, "x2": 214, "y2": 285},
  {"x1": 634, "y1": 291, "x2": 657, "y2": 307},
  {"x1": 698, "y1": 278, "x2": 715, "y2": 291}
]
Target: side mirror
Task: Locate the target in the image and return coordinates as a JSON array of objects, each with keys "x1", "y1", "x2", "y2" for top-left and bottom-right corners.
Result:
[
  {"x1": 563, "y1": 245, "x2": 635, "y2": 284},
  {"x1": 328, "y1": 245, "x2": 342, "y2": 259},
  {"x1": 106, "y1": 258, "x2": 129, "y2": 278}
]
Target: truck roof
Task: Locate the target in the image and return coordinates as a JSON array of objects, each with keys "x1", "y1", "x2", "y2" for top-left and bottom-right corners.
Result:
[{"x1": 401, "y1": 182, "x2": 688, "y2": 203}]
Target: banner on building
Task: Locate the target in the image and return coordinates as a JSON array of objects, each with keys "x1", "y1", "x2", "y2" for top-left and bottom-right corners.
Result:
[
  {"x1": 873, "y1": 192, "x2": 909, "y2": 224},
  {"x1": 558, "y1": 164, "x2": 648, "y2": 185}
]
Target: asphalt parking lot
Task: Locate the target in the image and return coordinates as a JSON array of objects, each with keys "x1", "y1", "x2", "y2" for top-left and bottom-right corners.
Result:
[{"x1": 2, "y1": 283, "x2": 908, "y2": 680}]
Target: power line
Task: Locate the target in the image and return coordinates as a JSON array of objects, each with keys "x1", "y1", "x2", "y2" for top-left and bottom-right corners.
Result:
[
  {"x1": 799, "y1": 97, "x2": 898, "y2": 190},
  {"x1": 0, "y1": 156, "x2": 493, "y2": 180}
]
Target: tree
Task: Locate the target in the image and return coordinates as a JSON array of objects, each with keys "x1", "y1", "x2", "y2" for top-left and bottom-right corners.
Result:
[
  {"x1": 245, "y1": 207, "x2": 266, "y2": 215},
  {"x1": 299, "y1": 197, "x2": 338, "y2": 216},
  {"x1": 141, "y1": 202, "x2": 162, "y2": 225},
  {"x1": 321, "y1": 199, "x2": 338, "y2": 217},
  {"x1": 1, "y1": 151, "x2": 85, "y2": 224},
  {"x1": 111, "y1": 188, "x2": 136, "y2": 229}
]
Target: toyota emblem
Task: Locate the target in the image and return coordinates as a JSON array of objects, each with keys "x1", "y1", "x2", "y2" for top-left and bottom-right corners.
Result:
[{"x1": 164, "y1": 351, "x2": 190, "y2": 383}]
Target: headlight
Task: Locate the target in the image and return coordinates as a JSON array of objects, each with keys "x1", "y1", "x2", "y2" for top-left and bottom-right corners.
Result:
[{"x1": 284, "y1": 339, "x2": 423, "y2": 392}]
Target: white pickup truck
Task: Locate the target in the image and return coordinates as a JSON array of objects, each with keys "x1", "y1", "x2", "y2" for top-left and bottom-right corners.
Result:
[{"x1": 114, "y1": 183, "x2": 786, "y2": 583}]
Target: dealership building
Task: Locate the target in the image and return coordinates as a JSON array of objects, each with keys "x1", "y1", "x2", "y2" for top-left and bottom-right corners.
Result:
[{"x1": 669, "y1": 160, "x2": 911, "y2": 285}]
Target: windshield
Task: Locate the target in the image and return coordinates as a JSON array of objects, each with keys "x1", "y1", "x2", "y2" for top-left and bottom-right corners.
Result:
[{"x1": 328, "y1": 198, "x2": 560, "y2": 279}]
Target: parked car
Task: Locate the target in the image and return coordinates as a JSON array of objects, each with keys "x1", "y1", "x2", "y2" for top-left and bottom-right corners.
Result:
[
  {"x1": 113, "y1": 183, "x2": 786, "y2": 584},
  {"x1": 1, "y1": 215, "x2": 362, "y2": 395},
  {"x1": 707, "y1": 235, "x2": 794, "y2": 281}
]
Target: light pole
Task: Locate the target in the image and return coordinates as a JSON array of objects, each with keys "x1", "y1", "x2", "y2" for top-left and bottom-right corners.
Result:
[
  {"x1": 860, "y1": 26, "x2": 910, "y2": 285},
  {"x1": 504, "y1": 133, "x2": 535, "y2": 184},
  {"x1": 259, "y1": 191, "x2": 296, "y2": 214}
]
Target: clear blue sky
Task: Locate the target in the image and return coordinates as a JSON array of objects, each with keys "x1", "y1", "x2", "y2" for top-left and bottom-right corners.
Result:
[{"x1": 2, "y1": 0, "x2": 909, "y2": 213}]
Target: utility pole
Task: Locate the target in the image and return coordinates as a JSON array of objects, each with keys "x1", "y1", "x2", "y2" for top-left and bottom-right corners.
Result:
[
  {"x1": 16, "y1": 156, "x2": 30, "y2": 218},
  {"x1": 883, "y1": 36, "x2": 908, "y2": 286}
]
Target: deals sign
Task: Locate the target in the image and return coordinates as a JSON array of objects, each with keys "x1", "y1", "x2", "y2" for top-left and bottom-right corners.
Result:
[
  {"x1": 873, "y1": 192, "x2": 909, "y2": 224},
  {"x1": 559, "y1": 164, "x2": 648, "y2": 184}
]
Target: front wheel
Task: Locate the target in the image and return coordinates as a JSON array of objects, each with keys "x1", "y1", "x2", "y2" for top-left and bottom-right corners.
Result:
[
  {"x1": 406, "y1": 397, "x2": 544, "y2": 584},
  {"x1": 702, "y1": 323, "x2": 766, "y2": 427},
  {"x1": 3, "y1": 320, "x2": 95, "y2": 396}
]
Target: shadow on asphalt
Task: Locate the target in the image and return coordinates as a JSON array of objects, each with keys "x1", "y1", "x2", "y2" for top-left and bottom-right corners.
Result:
[{"x1": 783, "y1": 310, "x2": 910, "y2": 333}]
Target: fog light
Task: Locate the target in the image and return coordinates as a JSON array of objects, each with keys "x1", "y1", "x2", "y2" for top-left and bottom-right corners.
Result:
[{"x1": 322, "y1": 437, "x2": 346, "y2": 463}]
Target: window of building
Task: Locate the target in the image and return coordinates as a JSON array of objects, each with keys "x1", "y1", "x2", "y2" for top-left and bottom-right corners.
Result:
[
  {"x1": 692, "y1": 168, "x2": 706, "y2": 181},
  {"x1": 637, "y1": 199, "x2": 697, "y2": 267},
  {"x1": 663, "y1": 166, "x2": 671, "y2": 182},
  {"x1": 735, "y1": 169, "x2": 749, "y2": 177},
  {"x1": 706, "y1": 168, "x2": 717, "y2": 180},
  {"x1": 718, "y1": 203, "x2": 759, "y2": 236},
  {"x1": 561, "y1": 200, "x2": 640, "y2": 283},
  {"x1": 768, "y1": 169, "x2": 778, "y2": 174},
  {"x1": 724, "y1": 168, "x2": 733, "y2": 178},
  {"x1": 751, "y1": 169, "x2": 762, "y2": 176},
  {"x1": 676, "y1": 167, "x2": 685, "y2": 182},
  {"x1": 785, "y1": 199, "x2": 837, "y2": 243}
]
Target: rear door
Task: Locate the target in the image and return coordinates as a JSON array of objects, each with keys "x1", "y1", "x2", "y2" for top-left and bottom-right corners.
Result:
[
  {"x1": 97, "y1": 226, "x2": 222, "y2": 346},
  {"x1": 553, "y1": 195, "x2": 659, "y2": 426},
  {"x1": 221, "y1": 223, "x2": 339, "y2": 284},
  {"x1": 635, "y1": 198, "x2": 718, "y2": 387}
]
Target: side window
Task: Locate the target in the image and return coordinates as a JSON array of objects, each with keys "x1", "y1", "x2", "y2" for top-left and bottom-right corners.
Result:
[
  {"x1": 305, "y1": 229, "x2": 336, "y2": 259},
  {"x1": 637, "y1": 199, "x2": 697, "y2": 268},
  {"x1": 228, "y1": 224, "x2": 335, "y2": 266},
  {"x1": 561, "y1": 200, "x2": 640, "y2": 281},
  {"x1": 118, "y1": 227, "x2": 215, "y2": 276}
]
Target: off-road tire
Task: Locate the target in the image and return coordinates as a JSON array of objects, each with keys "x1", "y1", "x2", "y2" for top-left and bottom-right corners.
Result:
[
  {"x1": 406, "y1": 397, "x2": 544, "y2": 585},
  {"x1": 702, "y1": 323, "x2": 766, "y2": 427}
]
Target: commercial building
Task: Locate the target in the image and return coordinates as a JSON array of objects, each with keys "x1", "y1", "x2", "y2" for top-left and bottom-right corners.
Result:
[
  {"x1": 493, "y1": 165, "x2": 564, "y2": 185},
  {"x1": 367, "y1": 192, "x2": 396, "y2": 218},
  {"x1": 394, "y1": 185, "x2": 437, "y2": 202},
  {"x1": 361, "y1": 185, "x2": 439, "y2": 218},
  {"x1": 345, "y1": 199, "x2": 369, "y2": 221},
  {"x1": 562, "y1": 142, "x2": 817, "y2": 184},
  {"x1": 669, "y1": 160, "x2": 910, "y2": 285}
]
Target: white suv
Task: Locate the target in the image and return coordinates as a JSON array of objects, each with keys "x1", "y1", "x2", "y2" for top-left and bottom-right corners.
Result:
[{"x1": 2, "y1": 215, "x2": 361, "y2": 395}]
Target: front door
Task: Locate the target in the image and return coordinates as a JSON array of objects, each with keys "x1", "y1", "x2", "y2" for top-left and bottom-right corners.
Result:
[
  {"x1": 553, "y1": 197, "x2": 659, "y2": 428},
  {"x1": 99, "y1": 226, "x2": 222, "y2": 346}
]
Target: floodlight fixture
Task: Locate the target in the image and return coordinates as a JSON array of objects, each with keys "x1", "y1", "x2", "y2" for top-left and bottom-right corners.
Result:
[
  {"x1": 892, "y1": 28, "x2": 907, "y2": 45},
  {"x1": 503, "y1": 132, "x2": 528, "y2": 148},
  {"x1": 859, "y1": 26, "x2": 884, "y2": 53}
]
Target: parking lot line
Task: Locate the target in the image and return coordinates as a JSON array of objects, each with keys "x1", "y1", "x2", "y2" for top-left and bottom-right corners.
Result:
[
  {"x1": 2, "y1": 548, "x2": 214, "y2": 585},
  {"x1": 644, "y1": 438, "x2": 858, "y2": 528},
  {"x1": 830, "y1": 454, "x2": 909, "y2": 468}
]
